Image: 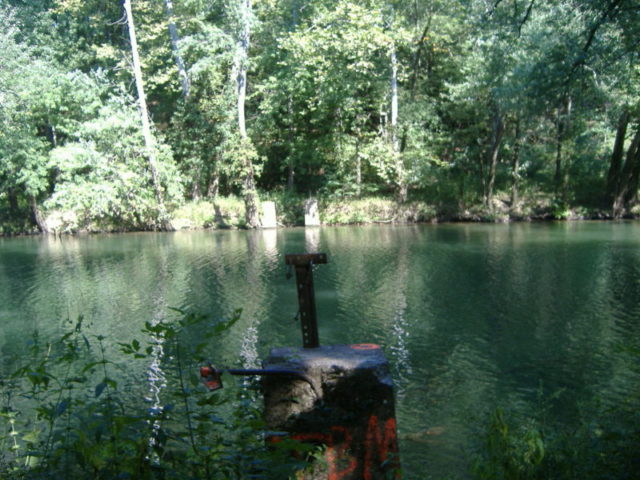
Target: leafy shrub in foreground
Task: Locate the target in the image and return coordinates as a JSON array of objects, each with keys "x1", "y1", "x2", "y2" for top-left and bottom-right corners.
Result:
[
  {"x1": 473, "y1": 383, "x2": 640, "y2": 480},
  {"x1": 0, "y1": 312, "x2": 308, "y2": 479}
]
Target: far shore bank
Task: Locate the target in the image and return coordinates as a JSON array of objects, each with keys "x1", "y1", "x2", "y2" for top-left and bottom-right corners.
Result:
[{"x1": 1, "y1": 195, "x2": 638, "y2": 237}]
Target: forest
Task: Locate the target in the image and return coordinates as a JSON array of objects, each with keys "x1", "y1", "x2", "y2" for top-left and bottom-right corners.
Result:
[{"x1": 0, "y1": 0, "x2": 639, "y2": 234}]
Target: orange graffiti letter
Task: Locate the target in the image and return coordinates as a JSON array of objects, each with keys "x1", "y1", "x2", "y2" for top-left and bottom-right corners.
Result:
[
  {"x1": 327, "y1": 426, "x2": 357, "y2": 480},
  {"x1": 364, "y1": 416, "x2": 400, "y2": 480}
]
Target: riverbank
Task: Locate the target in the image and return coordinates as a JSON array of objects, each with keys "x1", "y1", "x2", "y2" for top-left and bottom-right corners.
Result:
[{"x1": 1, "y1": 193, "x2": 638, "y2": 236}]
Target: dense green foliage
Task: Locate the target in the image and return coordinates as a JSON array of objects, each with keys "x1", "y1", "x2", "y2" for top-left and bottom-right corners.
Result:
[
  {"x1": 1, "y1": 0, "x2": 639, "y2": 233},
  {"x1": 472, "y1": 383, "x2": 640, "y2": 480},
  {"x1": 0, "y1": 312, "x2": 312, "y2": 479}
]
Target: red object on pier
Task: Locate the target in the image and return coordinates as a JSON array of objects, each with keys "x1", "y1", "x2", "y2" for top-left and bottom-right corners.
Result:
[{"x1": 200, "y1": 365, "x2": 223, "y2": 391}]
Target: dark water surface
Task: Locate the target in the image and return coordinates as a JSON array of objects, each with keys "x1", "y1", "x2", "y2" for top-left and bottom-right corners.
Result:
[{"x1": 1, "y1": 222, "x2": 640, "y2": 478}]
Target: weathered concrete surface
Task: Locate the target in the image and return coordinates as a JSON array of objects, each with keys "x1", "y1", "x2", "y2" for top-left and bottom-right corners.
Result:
[
  {"x1": 263, "y1": 344, "x2": 400, "y2": 480},
  {"x1": 304, "y1": 198, "x2": 320, "y2": 226},
  {"x1": 261, "y1": 201, "x2": 277, "y2": 228}
]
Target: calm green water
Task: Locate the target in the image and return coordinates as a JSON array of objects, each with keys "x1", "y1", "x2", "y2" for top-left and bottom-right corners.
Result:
[{"x1": 1, "y1": 222, "x2": 640, "y2": 478}]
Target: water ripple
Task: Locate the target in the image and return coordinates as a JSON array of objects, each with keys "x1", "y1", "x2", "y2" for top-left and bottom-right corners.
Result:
[{"x1": 2, "y1": 224, "x2": 640, "y2": 480}]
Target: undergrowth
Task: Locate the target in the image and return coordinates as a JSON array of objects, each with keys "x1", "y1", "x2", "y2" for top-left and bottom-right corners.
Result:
[
  {"x1": 473, "y1": 378, "x2": 640, "y2": 480},
  {"x1": 0, "y1": 311, "x2": 309, "y2": 479}
]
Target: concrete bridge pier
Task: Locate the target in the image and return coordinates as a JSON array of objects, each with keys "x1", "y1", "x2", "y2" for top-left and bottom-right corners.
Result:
[{"x1": 263, "y1": 344, "x2": 400, "y2": 480}]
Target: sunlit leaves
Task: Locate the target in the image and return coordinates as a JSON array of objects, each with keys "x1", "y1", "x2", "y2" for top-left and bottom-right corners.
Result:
[
  {"x1": 2, "y1": 0, "x2": 640, "y2": 224},
  {"x1": 45, "y1": 99, "x2": 184, "y2": 231}
]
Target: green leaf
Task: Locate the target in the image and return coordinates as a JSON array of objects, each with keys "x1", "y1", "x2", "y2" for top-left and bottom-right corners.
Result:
[
  {"x1": 82, "y1": 361, "x2": 103, "y2": 373},
  {"x1": 95, "y1": 381, "x2": 107, "y2": 397},
  {"x1": 55, "y1": 400, "x2": 68, "y2": 417},
  {"x1": 22, "y1": 431, "x2": 41, "y2": 444}
]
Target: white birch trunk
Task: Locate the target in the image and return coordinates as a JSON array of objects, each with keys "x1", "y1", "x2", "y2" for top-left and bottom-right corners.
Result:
[
  {"x1": 286, "y1": 1, "x2": 299, "y2": 192},
  {"x1": 390, "y1": 44, "x2": 407, "y2": 202},
  {"x1": 124, "y1": 0, "x2": 172, "y2": 230},
  {"x1": 236, "y1": 0, "x2": 260, "y2": 228},
  {"x1": 237, "y1": 0, "x2": 249, "y2": 139},
  {"x1": 391, "y1": 47, "x2": 399, "y2": 151},
  {"x1": 164, "y1": 0, "x2": 190, "y2": 98}
]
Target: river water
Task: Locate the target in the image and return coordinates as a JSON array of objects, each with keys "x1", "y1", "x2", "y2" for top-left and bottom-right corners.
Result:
[{"x1": 1, "y1": 222, "x2": 639, "y2": 478}]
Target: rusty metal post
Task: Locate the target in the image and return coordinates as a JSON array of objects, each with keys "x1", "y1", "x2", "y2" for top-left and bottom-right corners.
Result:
[
  {"x1": 202, "y1": 253, "x2": 401, "y2": 478},
  {"x1": 260, "y1": 253, "x2": 400, "y2": 479},
  {"x1": 285, "y1": 253, "x2": 327, "y2": 348}
]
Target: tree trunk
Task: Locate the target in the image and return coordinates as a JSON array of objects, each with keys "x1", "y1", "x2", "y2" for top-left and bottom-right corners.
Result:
[
  {"x1": 8, "y1": 189, "x2": 19, "y2": 216},
  {"x1": 192, "y1": 167, "x2": 202, "y2": 200},
  {"x1": 355, "y1": 137, "x2": 362, "y2": 198},
  {"x1": 390, "y1": 45, "x2": 407, "y2": 203},
  {"x1": 554, "y1": 96, "x2": 572, "y2": 205},
  {"x1": 390, "y1": 47, "x2": 399, "y2": 151},
  {"x1": 287, "y1": 162, "x2": 295, "y2": 191},
  {"x1": 613, "y1": 123, "x2": 640, "y2": 218},
  {"x1": 49, "y1": 124, "x2": 57, "y2": 148},
  {"x1": 511, "y1": 118, "x2": 522, "y2": 208},
  {"x1": 243, "y1": 168, "x2": 260, "y2": 228},
  {"x1": 163, "y1": 0, "x2": 190, "y2": 98},
  {"x1": 628, "y1": 141, "x2": 640, "y2": 206},
  {"x1": 237, "y1": 23, "x2": 248, "y2": 139},
  {"x1": 485, "y1": 104, "x2": 504, "y2": 207},
  {"x1": 605, "y1": 109, "x2": 629, "y2": 204},
  {"x1": 408, "y1": 15, "x2": 433, "y2": 102},
  {"x1": 285, "y1": 3, "x2": 299, "y2": 192},
  {"x1": 124, "y1": 0, "x2": 173, "y2": 230},
  {"x1": 554, "y1": 132, "x2": 563, "y2": 196},
  {"x1": 207, "y1": 169, "x2": 220, "y2": 199},
  {"x1": 287, "y1": 96, "x2": 295, "y2": 192},
  {"x1": 400, "y1": 13, "x2": 432, "y2": 155},
  {"x1": 30, "y1": 196, "x2": 49, "y2": 234},
  {"x1": 236, "y1": 0, "x2": 260, "y2": 228},
  {"x1": 459, "y1": 167, "x2": 467, "y2": 210}
]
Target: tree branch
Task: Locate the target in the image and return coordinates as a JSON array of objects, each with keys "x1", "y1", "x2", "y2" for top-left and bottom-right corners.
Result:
[
  {"x1": 488, "y1": 0, "x2": 503, "y2": 18},
  {"x1": 409, "y1": 14, "x2": 433, "y2": 100},
  {"x1": 569, "y1": 0, "x2": 624, "y2": 78},
  {"x1": 517, "y1": 0, "x2": 535, "y2": 37}
]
